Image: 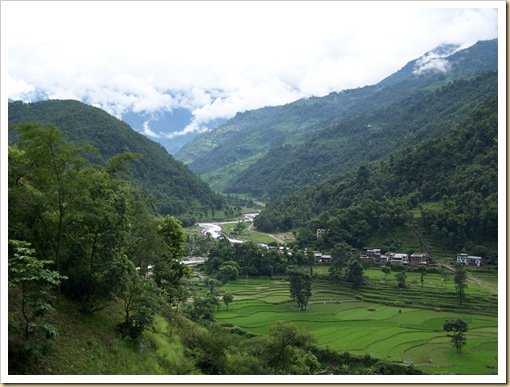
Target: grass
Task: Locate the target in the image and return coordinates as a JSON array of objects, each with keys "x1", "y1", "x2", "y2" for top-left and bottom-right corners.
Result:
[
  {"x1": 12, "y1": 297, "x2": 197, "y2": 375},
  {"x1": 215, "y1": 269, "x2": 498, "y2": 375}
]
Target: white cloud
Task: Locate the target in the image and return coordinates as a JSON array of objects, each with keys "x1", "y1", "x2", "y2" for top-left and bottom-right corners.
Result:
[
  {"x1": 142, "y1": 121, "x2": 160, "y2": 138},
  {"x1": 2, "y1": 1, "x2": 500, "y2": 137}
]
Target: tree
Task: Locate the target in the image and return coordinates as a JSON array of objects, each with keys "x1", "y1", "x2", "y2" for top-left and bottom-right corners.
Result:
[
  {"x1": 346, "y1": 259, "x2": 365, "y2": 290},
  {"x1": 11, "y1": 123, "x2": 92, "y2": 292},
  {"x1": 115, "y1": 263, "x2": 162, "y2": 340},
  {"x1": 217, "y1": 261, "x2": 240, "y2": 283},
  {"x1": 288, "y1": 269, "x2": 312, "y2": 311},
  {"x1": 233, "y1": 221, "x2": 247, "y2": 235},
  {"x1": 329, "y1": 242, "x2": 350, "y2": 280},
  {"x1": 395, "y1": 271, "x2": 407, "y2": 288},
  {"x1": 157, "y1": 215, "x2": 186, "y2": 259},
  {"x1": 443, "y1": 319, "x2": 468, "y2": 354},
  {"x1": 223, "y1": 293, "x2": 234, "y2": 310},
  {"x1": 245, "y1": 321, "x2": 318, "y2": 374},
  {"x1": 454, "y1": 263, "x2": 468, "y2": 305},
  {"x1": 381, "y1": 265, "x2": 392, "y2": 281},
  {"x1": 8, "y1": 240, "x2": 67, "y2": 338},
  {"x1": 8, "y1": 240, "x2": 67, "y2": 370},
  {"x1": 417, "y1": 265, "x2": 427, "y2": 288},
  {"x1": 441, "y1": 266, "x2": 450, "y2": 289}
]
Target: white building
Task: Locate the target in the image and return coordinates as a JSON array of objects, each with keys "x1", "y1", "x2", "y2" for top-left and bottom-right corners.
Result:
[{"x1": 457, "y1": 253, "x2": 482, "y2": 266}]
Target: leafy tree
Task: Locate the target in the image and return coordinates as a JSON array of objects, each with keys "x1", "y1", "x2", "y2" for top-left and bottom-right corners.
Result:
[
  {"x1": 395, "y1": 271, "x2": 407, "y2": 288},
  {"x1": 443, "y1": 319, "x2": 468, "y2": 354},
  {"x1": 244, "y1": 321, "x2": 318, "y2": 374},
  {"x1": 346, "y1": 259, "x2": 365, "y2": 290},
  {"x1": 288, "y1": 269, "x2": 312, "y2": 311},
  {"x1": 454, "y1": 263, "x2": 468, "y2": 305},
  {"x1": 233, "y1": 221, "x2": 247, "y2": 235},
  {"x1": 8, "y1": 240, "x2": 67, "y2": 338},
  {"x1": 8, "y1": 240, "x2": 67, "y2": 371},
  {"x1": 381, "y1": 265, "x2": 392, "y2": 281},
  {"x1": 416, "y1": 265, "x2": 427, "y2": 288},
  {"x1": 184, "y1": 295, "x2": 217, "y2": 322},
  {"x1": 11, "y1": 123, "x2": 92, "y2": 287},
  {"x1": 223, "y1": 293, "x2": 234, "y2": 310},
  {"x1": 328, "y1": 242, "x2": 351, "y2": 280},
  {"x1": 157, "y1": 215, "x2": 186, "y2": 258},
  {"x1": 217, "y1": 261, "x2": 240, "y2": 283},
  {"x1": 115, "y1": 262, "x2": 162, "y2": 340}
]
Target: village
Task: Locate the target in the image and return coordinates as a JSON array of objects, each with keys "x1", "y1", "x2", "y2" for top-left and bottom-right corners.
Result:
[{"x1": 309, "y1": 248, "x2": 483, "y2": 267}]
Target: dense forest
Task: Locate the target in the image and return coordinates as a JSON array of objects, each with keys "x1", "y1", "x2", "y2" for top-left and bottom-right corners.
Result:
[
  {"x1": 228, "y1": 71, "x2": 497, "y2": 200},
  {"x1": 8, "y1": 100, "x2": 225, "y2": 221},
  {"x1": 254, "y1": 94, "x2": 498, "y2": 261}
]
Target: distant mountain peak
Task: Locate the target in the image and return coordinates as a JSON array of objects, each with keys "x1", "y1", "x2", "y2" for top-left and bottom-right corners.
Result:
[{"x1": 412, "y1": 43, "x2": 461, "y2": 75}]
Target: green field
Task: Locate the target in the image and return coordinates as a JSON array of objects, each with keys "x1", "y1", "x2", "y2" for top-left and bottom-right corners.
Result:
[{"x1": 214, "y1": 269, "x2": 498, "y2": 375}]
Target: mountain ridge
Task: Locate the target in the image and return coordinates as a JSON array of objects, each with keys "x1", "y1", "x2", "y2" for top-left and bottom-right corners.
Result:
[
  {"x1": 8, "y1": 99, "x2": 225, "y2": 219},
  {"x1": 175, "y1": 39, "x2": 497, "y2": 197}
]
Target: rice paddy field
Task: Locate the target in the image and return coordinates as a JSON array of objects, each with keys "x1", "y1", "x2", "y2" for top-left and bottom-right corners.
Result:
[{"x1": 214, "y1": 268, "x2": 499, "y2": 375}]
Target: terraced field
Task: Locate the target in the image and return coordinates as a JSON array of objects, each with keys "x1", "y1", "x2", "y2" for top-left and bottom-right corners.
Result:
[{"x1": 215, "y1": 269, "x2": 498, "y2": 375}]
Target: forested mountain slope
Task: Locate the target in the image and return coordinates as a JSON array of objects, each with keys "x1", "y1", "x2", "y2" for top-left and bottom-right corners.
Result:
[
  {"x1": 229, "y1": 71, "x2": 497, "y2": 200},
  {"x1": 8, "y1": 100, "x2": 225, "y2": 216},
  {"x1": 175, "y1": 39, "x2": 497, "y2": 195},
  {"x1": 254, "y1": 95, "x2": 498, "y2": 260}
]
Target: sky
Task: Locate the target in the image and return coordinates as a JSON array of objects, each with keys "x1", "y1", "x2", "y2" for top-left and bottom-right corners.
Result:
[{"x1": 1, "y1": 1, "x2": 501, "y2": 140}]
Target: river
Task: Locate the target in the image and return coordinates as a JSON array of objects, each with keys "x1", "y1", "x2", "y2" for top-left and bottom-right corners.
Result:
[{"x1": 197, "y1": 213, "x2": 259, "y2": 244}]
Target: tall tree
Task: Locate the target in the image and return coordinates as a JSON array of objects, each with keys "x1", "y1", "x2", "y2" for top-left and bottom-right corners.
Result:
[
  {"x1": 10, "y1": 124, "x2": 92, "y2": 295},
  {"x1": 417, "y1": 265, "x2": 427, "y2": 288},
  {"x1": 8, "y1": 240, "x2": 66, "y2": 338},
  {"x1": 443, "y1": 319, "x2": 468, "y2": 354},
  {"x1": 381, "y1": 265, "x2": 392, "y2": 281},
  {"x1": 329, "y1": 242, "x2": 350, "y2": 280},
  {"x1": 287, "y1": 269, "x2": 312, "y2": 311},
  {"x1": 346, "y1": 259, "x2": 365, "y2": 290}
]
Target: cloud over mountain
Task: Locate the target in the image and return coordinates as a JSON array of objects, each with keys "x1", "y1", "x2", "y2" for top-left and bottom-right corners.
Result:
[{"x1": 3, "y1": 2, "x2": 499, "y2": 139}]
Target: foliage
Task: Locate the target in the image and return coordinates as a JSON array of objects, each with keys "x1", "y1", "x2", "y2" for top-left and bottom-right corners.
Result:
[
  {"x1": 443, "y1": 319, "x2": 468, "y2": 354},
  {"x1": 8, "y1": 240, "x2": 67, "y2": 372},
  {"x1": 346, "y1": 259, "x2": 365, "y2": 290},
  {"x1": 8, "y1": 99, "x2": 226, "y2": 217},
  {"x1": 8, "y1": 123, "x2": 191, "y2": 372},
  {"x1": 381, "y1": 265, "x2": 392, "y2": 281},
  {"x1": 287, "y1": 269, "x2": 313, "y2": 310},
  {"x1": 177, "y1": 41, "x2": 497, "y2": 199},
  {"x1": 115, "y1": 264, "x2": 162, "y2": 340},
  {"x1": 254, "y1": 92, "x2": 498, "y2": 256},
  {"x1": 328, "y1": 242, "x2": 351, "y2": 280},
  {"x1": 223, "y1": 293, "x2": 234, "y2": 310},
  {"x1": 395, "y1": 271, "x2": 408, "y2": 289}
]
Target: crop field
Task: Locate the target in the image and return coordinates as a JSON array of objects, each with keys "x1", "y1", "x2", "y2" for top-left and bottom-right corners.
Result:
[{"x1": 215, "y1": 269, "x2": 498, "y2": 375}]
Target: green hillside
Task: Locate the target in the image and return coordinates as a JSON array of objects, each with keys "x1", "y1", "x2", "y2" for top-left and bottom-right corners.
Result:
[
  {"x1": 228, "y1": 71, "x2": 497, "y2": 200},
  {"x1": 254, "y1": 94, "x2": 498, "y2": 260},
  {"x1": 175, "y1": 39, "x2": 497, "y2": 197},
  {"x1": 8, "y1": 100, "x2": 225, "y2": 218}
]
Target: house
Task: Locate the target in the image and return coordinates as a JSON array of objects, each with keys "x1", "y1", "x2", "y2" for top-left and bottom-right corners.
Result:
[
  {"x1": 409, "y1": 253, "x2": 427, "y2": 266},
  {"x1": 457, "y1": 253, "x2": 483, "y2": 266},
  {"x1": 316, "y1": 229, "x2": 327, "y2": 238},
  {"x1": 390, "y1": 253, "x2": 409, "y2": 265},
  {"x1": 319, "y1": 254, "x2": 333, "y2": 264}
]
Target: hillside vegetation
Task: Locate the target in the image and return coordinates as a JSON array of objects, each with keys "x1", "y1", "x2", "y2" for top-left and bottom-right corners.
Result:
[
  {"x1": 175, "y1": 39, "x2": 497, "y2": 198},
  {"x1": 254, "y1": 95, "x2": 498, "y2": 260},
  {"x1": 8, "y1": 100, "x2": 225, "y2": 218}
]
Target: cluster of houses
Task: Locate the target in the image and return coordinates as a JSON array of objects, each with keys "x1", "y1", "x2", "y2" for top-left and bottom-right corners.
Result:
[
  {"x1": 309, "y1": 248, "x2": 483, "y2": 267},
  {"x1": 359, "y1": 249, "x2": 428, "y2": 267}
]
